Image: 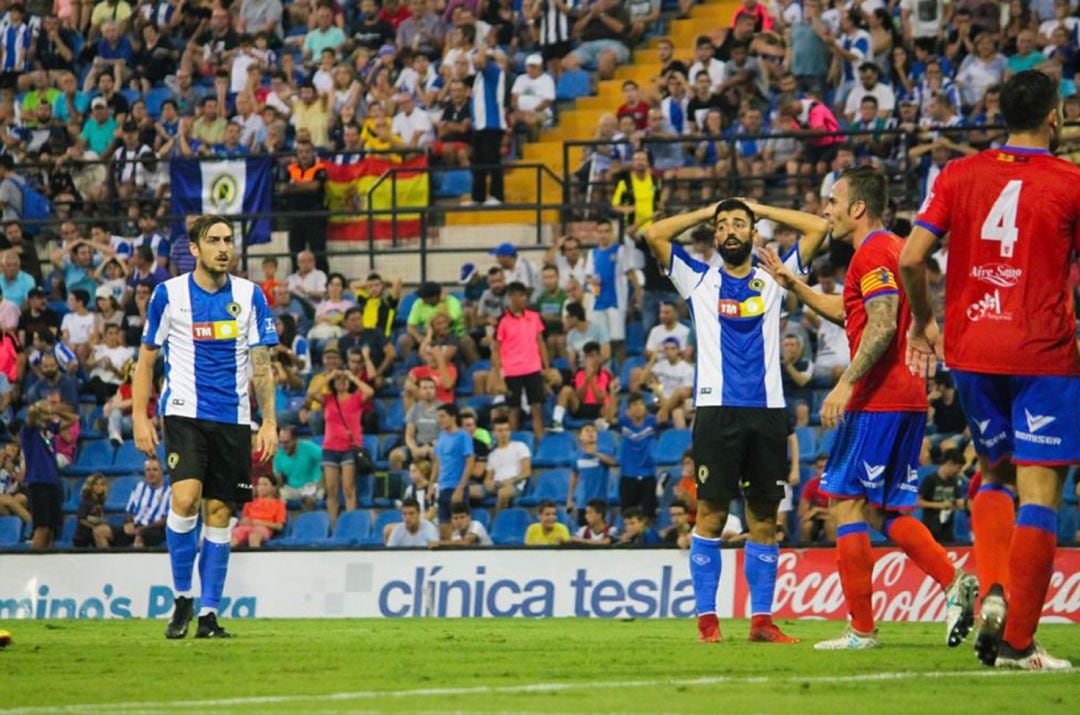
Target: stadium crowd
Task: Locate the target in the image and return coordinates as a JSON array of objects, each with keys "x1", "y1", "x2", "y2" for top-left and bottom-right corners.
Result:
[{"x1": 0, "y1": 0, "x2": 1079, "y2": 550}]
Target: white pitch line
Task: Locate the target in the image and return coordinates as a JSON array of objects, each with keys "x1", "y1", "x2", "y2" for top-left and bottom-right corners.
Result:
[{"x1": 2, "y1": 668, "x2": 1074, "y2": 714}]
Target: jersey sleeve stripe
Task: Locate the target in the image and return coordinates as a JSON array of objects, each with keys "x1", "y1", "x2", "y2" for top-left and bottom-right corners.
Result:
[
  {"x1": 861, "y1": 287, "x2": 898, "y2": 302},
  {"x1": 913, "y1": 219, "x2": 945, "y2": 238},
  {"x1": 781, "y1": 243, "x2": 809, "y2": 275}
]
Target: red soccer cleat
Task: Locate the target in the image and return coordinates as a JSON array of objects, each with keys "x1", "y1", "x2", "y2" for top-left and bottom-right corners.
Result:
[
  {"x1": 697, "y1": 613, "x2": 722, "y2": 643},
  {"x1": 748, "y1": 616, "x2": 801, "y2": 644}
]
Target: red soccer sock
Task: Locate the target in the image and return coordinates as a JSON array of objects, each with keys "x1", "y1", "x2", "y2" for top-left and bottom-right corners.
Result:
[
  {"x1": 884, "y1": 515, "x2": 955, "y2": 589},
  {"x1": 971, "y1": 486, "x2": 1015, "y2": 598},
  {"x1": 1002, "y1": 505, "x2": 1058, "y2": 653},
  {"x1": 837, "y1": 524, "x2": 875, "y2": 634}
]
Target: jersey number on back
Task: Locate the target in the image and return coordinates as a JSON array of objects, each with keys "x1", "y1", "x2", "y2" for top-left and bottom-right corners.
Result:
[{"x1": 980, "y1": 180, "x2": 1021, "y2": 258}]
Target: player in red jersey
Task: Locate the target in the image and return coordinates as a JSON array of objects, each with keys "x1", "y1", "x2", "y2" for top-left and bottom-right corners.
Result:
[
  {"x1": 900, "y1": 70, "x2": 1079, "y2": 671},
  {"x1": 763, "y1": 166, "x2": 978, "y2": 651}
]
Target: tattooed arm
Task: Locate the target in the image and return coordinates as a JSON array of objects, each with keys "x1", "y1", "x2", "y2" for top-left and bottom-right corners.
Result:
[
  {"x1": 251, "y1": 345, "x2": 279, "y2": 462},
  {"x1": 820, "y1": 293, "x2": 898, "y2": 429}
]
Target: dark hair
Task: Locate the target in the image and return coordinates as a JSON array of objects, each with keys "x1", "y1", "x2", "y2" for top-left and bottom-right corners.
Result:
[
  {"x1": 1001, "y1": 70, "x2": 1059, "y2": 134},
  {"x1": 0, "y1": 155, "x2": 13, "y2": 171},
  {"x1": 437, "y1": 402, "x2": 460, "y2": 423},
  {"x1": 582, "y1": 341, "x2": 601, "y2": 355},
  {"x1": 713, "y1": 198, "x2": 755, "y2": 226},
  {"x1": 461, "y1": 23, "x2": 476, "y2": 44},
  {"x1": 622, "y1": 80, "x2": 638, "y2": 90},
  {"x1": 327, "y1": 272, "x2": 347, "y2": 289},
  {"x1": 670, "y1": 499, "x2": 688, "y2": 512},
  {"x1": 565, "y1": 301, "x2": 586, "y2": 321},
  {"x1": 135, "y1": 245, "x2": 154, "y2": 263},
  {"x1": 682, "y1": 448, "x2": 693, "y2": 460},
  {"x1": 627, "y1": 391, "x2": 646, "y2": 406},
  {"x1": 537, "y1": 499, "x2": 557, "y2": 512},
  {"x1": 585, "y1": 498, "x2": 607, "y2": 516},
  {"x1": 450, "y1": 502, "x2": 471, "y2": 516},
  {"x1": 70, "y1": 288, "x2": 89, "y2": 307},
  {"x1": 188, "y1": 214, "x2": 232, "y2": 246},
  {"x1": 695, "y1": 35, "x2": 714, "y2": 48},
  {"x1": 861, "y1": 95, "x2": 879, "y2": 106},
  {"x1": 623, "y1": 506, "x2": 644, "y2": 521},
  {"x1": 492, "y1": 415, "x2": 510, "y2": 428},
  {"x1": 277, "y1": 313, "x2": 296, "y2": 346},
  {"x1": 690, "y1": 225, "x2": 712, "y2": 243},
  {"x1": 506, "y1": 281, "x2": 528, "y2": 295},
  {"x1": 942, "y1": 448, "x2": 966, "y2": 466},
  {"x1": 401, "y1": 497, "x2": 421, "y2": 511},
  {"x1": 839, "y1": 166, "x2": 888, "y2": 220}
]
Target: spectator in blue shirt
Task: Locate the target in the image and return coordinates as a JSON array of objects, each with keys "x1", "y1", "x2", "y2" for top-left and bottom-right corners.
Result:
[
  {"x1": 617, "y1": 506, "x2": 662, "y2": 546},
  {"x1": 431, "y1": 402, "x2": 474, "y2": 538},
  {"x1": 618, "y1": 392, "x2": 658, "y2": 517},
  {"x1": 567, "y1": 422, "x2": 616, "y2": 516},
  {"x1": 81, "y1": 97, "x2": 118, "y2": 155},
  {"x1": 24, "y1": 352, "x2": 79, "y2": 407},
  {"x1": 52, "y1": 72, "x2": 91, "y2": 124},
  {"x1": 1, "y1": 250, "x2": 35, "y2": 307},
  {"x1": 90, "y1": 20, "x2": 135, "y2": 86},
  {"x1": 21, "y1": 400, "x2": 63, "y2": 550}
]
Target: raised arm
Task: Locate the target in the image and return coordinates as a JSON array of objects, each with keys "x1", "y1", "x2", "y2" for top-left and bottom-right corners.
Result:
[
  {"x1": 641, "y1": 203, "x2": 717, "y2": 271},
  {"x1": 744, "y1": 200, "x2": 831, "y2": 267},
  {"x1": 759, "y1": 247, "x2": 846, "y2": 326}
]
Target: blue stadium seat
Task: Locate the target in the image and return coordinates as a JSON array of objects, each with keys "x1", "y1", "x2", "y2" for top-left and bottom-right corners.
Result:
[
  {"x1": 104, "y1": 476, "x2": 139, "y2": 512},
  {"x1": 533, "y1": 433, "x2": 576, "y2": 468},
  {"x1": 655, "y1": 508, "x2": 672, "y2": 532},
  {"x1": 363, "y1": 434, "x2": 380, "y2": 462},
  {"x1": 366, "y1": 509, "x2": 403, "y2": 545},
  {"x1": 433, "y1": 168, "x2": 472, "y2": 198},
  {"x1": 519, "y1": 468, "x2": 572, "y2": 506},
  {"x1": 384, "y1": 400, "x2": 406, "y2": 433},
  {"x1": 470, "y1": 508, "x2": 490, "y2": 531},
  {"x1": 64, "y1": 440, "x2": 114, "y2": 476},
  {"x1": 490, "y1": 507, "x2": 532, "y2": 545},
  {"x1": 0, "y1": 516, "x2": 23, "y2": 546},
  {"x1": 619, "y1": 356, "x2": 646, "y2": 390},
  {"x1": 63, "y1": 478, "x2": 84, "y2": 513},
  {"x1": 953, "y1": 510, "x2": 972, "y2": 545},
  {"x1": 111, "y1": 442, "x2": 146, "y2": 475},
  {"x1": 819, "y1": 429, "x2": 838, "y2": 456},
  {"x1": 917, "y1": 465, "x2": 938, "y2": 481},
  {"x1": 624, "y1": 321, "x2": 645, "y2": 357},
  {"x1": 145, "y1": 87, "x2": 172, "y2": 118},
  {"x1": 466, "y1": 395, "x2": 494, "y2": 413},
  {"x1": 511, "y1": 431, "x2": 535, "y2": 453},
  {"x1": 378, "y1": 434, "x2": 400, "y2": 467},
  {"x1": 1057, "y1": 508, "x2": 1078, "y2": 546},
  {"x1": 556, "y1": 506, "x2": 574, "y2": 531},
  {"x1": 329, "y1": 510, "x2": 371, "y2": 546},
  {"x1": 596, "y1": 429, "x2": 618, "y2": 454},
  {"x1": 794, "y1": 426, "x2": 818, "y2": 463},
  {"x1": 555, "y1": 70, "x2": 591, "y2": 101},
  {"x1": 120, "y1": 88, "x2": 142, "y2": 105},
  {"x1": 56, "y1": 516, "x2": 78, "y2": 547},
  {"x1": 80, "y1": 406, "x2": 105, "y2": 440},
  {"x1": 394, "y1": 293, "x2": 419, "y2": 328},
  {"x1": 653, "y1": 429, "x2": 692, "y2": 466},
  {"x1": 280, "y1": 511, "x2": 331, "y2": 546}
]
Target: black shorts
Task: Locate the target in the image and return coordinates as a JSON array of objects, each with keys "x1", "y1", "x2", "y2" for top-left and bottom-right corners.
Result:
[
  {"x1": 572, "y1": 402, "x2": 602, "y2": 420},
  {"x1": 29, "y1": 483, "x2": 63, "y2": 531},
  {"x1": 692, "y1": 406, "x2": 788, "y2": 506},
  {"x1": 805, "y1": 142, "x2": 839, "y2": 167},
  {"x1": 506, "y1": 372, "x2": 545, "y2": 406},
  {"x1": 542, "y1": 41, "x2": 573, "y2": 61},
  {"x1": 163, "y1": 416, "x2": 253, "y2": 505}
]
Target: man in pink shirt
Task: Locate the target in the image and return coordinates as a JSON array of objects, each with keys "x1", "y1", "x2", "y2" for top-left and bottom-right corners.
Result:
[{"x1": 492, "y1": 281, "x2": 550, "y2": 443}]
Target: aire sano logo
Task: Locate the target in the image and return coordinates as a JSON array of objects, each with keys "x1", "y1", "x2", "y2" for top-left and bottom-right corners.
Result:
[{"x1": 971, "y1": 263, "x2": 1022, "y2": 288}]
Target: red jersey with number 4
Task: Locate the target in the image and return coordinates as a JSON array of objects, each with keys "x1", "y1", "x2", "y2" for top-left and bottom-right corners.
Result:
[
  {"x1": 916, "y1": 147, "x2": 1080, "y2": 376},
  {"x1": 843, "y1": 230, "x2": 928, "y2": 412}
]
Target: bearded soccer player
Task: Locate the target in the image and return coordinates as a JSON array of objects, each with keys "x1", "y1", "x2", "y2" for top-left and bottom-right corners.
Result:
[
  {"x1": 133, "y1": 215, "x2": 279, "y2": 639},
  {"x1": 900, "y1": 70, "x2": 1079, "y2": 671},
  {"x1": 643, "y1": 198, "x2": 829, "y2": 644},
  {"x1": 763, "y1": 166, "x2": 978, "y2": 651}
]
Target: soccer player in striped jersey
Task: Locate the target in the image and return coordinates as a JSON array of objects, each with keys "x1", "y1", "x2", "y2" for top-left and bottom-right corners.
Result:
[
  {"x1": 762, "y1": 167, "x2": 978, "y2": 652},
  {"x1": 900, "y1": 70, "x2": 1080, "y2": 671},
  {"x1": 133, "y1": 215, "x2": 279, "y2": 639},
  {"x1": 643, "y1": 198, "x2": 830, "y2": 644}
]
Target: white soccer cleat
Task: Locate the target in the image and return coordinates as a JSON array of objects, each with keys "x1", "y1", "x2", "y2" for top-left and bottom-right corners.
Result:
[
  {"x1": 813, "y1": 626, "x2": 881, "y2": 651},
  {"x1": 995, "y1": 642, "x2": 1073, "y2": 671},
  {"x1": 975, "y1": 584, "x2": 1008, "y2": 666},
  {"x1": 945, "y1": 571, "x2": 980, "y2": 647}
]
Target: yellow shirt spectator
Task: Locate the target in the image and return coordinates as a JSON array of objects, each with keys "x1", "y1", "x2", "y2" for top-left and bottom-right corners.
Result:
[
  {"x1": 291, "y1": 91, "x2": 332, "y2": 149},
  {"x1": 525, "y1": 522, "x2": 571, "y2": 545},
  {"x1": 91, "y1": 0, "x2": 133, "y2": 29}
]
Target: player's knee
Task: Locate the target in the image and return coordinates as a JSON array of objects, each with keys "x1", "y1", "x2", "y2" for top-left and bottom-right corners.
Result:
[
  {"x1": 170, "y1": 493, "x2": 199, "y2": 517},
  {"x1": 694, "y1": 501, "x2": 728, "y2": 539}
]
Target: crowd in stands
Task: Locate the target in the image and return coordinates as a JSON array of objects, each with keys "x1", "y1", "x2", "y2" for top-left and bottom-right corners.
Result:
[{"x1": 1, "y1": 0, "x2": 1080, "y2": 550}]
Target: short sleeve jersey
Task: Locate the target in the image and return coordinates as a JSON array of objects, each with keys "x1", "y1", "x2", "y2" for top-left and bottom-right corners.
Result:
[
  {"x1": 915, "y1": 146, "x2": 1080, "y2": 376},
  {"x1": 843, "y1": 230, "x2": 926, "y2": 412},
  {"x1": 142, "y1": 274, "x2": 279, "y2": 424},
  {"x1": 667, "y1": 243, "x2": 806, "y2": 408}
]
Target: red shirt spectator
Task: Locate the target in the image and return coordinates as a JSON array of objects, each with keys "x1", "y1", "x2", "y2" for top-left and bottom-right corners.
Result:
[
  {"x1": 801, "y1": 475, "x2": 830, "y2": 509},
  {"x1": 572, "y1": 366, "x2": 614, "y2": 405},
  {"x1": 731, "y1": 1, "x2": 773, "y2": 32},
  {"x1": 408, "y1": 363, "x2": 458, "y2": 404},
  {"x1": 618, "y1": 102, "x2": 650, "y2": 130},
  {"x1": 494, "y1": 307, "x2": 545, "y2": 377},
  {"x1": 323, "y1": 390, "x2": 366, "y2": 451}
]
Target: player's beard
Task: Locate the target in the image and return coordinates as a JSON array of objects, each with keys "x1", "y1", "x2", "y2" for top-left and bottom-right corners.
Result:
[
  {"x1": 718, "y1": 235, "x2": 753, "y2": 265},
  {"x1": 199, "y1": 254, "x2": 231, "y2": 279}
]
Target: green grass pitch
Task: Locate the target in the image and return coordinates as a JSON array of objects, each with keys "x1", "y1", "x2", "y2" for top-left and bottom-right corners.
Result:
[{"x1": 0, "y1": 619, "x2": 1076, "y2": 713}]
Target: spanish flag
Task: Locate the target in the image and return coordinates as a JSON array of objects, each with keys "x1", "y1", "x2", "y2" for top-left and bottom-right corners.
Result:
[
  {"x1": 324, "y1": 155, "x2": 430, "y2": 241},
  {"x1": 860, "y1": 267, "x2": 899, "y2": 300}
]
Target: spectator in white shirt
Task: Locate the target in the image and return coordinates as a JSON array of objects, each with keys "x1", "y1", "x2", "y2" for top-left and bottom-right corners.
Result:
[
  {"x1": 806, "y1": 261, "x2": 850, "y2": 385},
  {"x1": 286, "y1": 250, "x2": 328, "y2": 302},
  {"x1": 643, "y1": 301, "x2": 692, "y2": 360},
  {"x1": 843, "y1": 62, "x2": 895, "y2": 122},
  {"x1": 688, "y1": 35, "x2": 725, "y2": 91},
  {"x1": 544, "y1": 235, "x2": 588, "y2": 290},
  {"x1": 484, "y1": 417, "x2": 532, "y2": 513},
  {"x1": 635, "y1": 338, "x2": 695, "y2": 427},
  {"x1": 391, "y1": 92, "x2": 435, "y2": 148},
  {"x1": 60, "y1": 289, "x2": 95, "y2": 362},
  {"x1": 385, "y1": 497, "x2": 440, "y2": 547},
  {"x1": 83, "y1": 323, "x2": 134, "y2": 405},
  {"x1": 489, "y1": 242, "x2": 540, "y2": 295},
  {"x1": 432, "y1": 502, "x2": 493, "y2": 546},
  {"x1": 511, "y1": 54, "x2": 556, "y2": 136}
]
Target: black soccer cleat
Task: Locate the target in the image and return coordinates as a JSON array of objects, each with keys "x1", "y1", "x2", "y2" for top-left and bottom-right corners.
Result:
[
  {"x1": 194, "y1": 612, "x2": 232, "y2": 639},
  {"x1": 165, "y1": 596, "x2": 194, "y2": 640},
  {"x1": 974, "y1": 583, "x2": 1007, "y2": 666}
]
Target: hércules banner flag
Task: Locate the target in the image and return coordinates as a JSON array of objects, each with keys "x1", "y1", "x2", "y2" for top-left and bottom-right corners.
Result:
[{"x1": 170, "y1": 157, "x2": 273, "y2": 245}]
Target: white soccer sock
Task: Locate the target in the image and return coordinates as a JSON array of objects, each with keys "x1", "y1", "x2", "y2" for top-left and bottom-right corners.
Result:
[{"x1": 553, "y1": 405, "x2": 566, "y2": 424}]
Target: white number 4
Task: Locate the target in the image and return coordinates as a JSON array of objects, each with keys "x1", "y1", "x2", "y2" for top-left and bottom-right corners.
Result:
[{"x1": 980, "y1": 180, "x2": 1021, "y2": 258}]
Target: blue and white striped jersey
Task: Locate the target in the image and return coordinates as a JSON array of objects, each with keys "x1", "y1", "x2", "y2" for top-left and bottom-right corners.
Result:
[
  {"x1": 126, "y1": 480, "x2": 171, "y2": 527},
  {"x1": 142, "y1": 273, "x2": 278, "y2": 425},
  {"x1": 471, "y1": 57, "x2": 506, "y2": 132},
  {"x1": 668, "y1": 243, "x2": 806, "y2": 409}
]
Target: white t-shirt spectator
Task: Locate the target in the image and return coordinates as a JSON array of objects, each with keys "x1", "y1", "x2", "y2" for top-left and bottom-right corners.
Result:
[
  {"x1": 504, "y1": 257, "x2": 541, "y2": 295},
  {"x1": 90, "y1": 344, "x2": 135, "y2": 385},
  {"x1": 844, "y1": 82, "x2": 895, "y2": 118},
  {"x1": 645, "y1": 322, "x2": 691, "y2": 354},
  {"x1": 575, "y1": 523, "x2": 618, "y2": 541},
  {"x1": 554, "y1": 254, "x2": 587, "y2": 290},
  {"x1": 386, "y1": 520, "x2": 439, "y2": 547},
  {"x1": 287, "y1": 269, "x2": 328, "y2": 299},
  {"x1": 688, "y1": 58, "x2": 725, "y2": 91},
  {"x1": 811, "y1": 284, "x2": 851, "y2": 371},
  {"x1": 1039, "y1": 16, "x2": 1079, "y2": 38},
  {"x1": 901, "y1": 0, "x2": 950, "y2": 40},
  {"x1": 392, "y1": 108, "x2": 435, "y2": 147},
  {"x1": 61, "y1": 312, "x2": 95, "y2": 346},
  {"x1": 511, "y1": 72, "x2": 556, "y2": 113},
  {"x1": 487, "y1": 440, "x2": 531, "y2": 486},
  {"x1": 451, "y1": 519, "x2": 493, "y2": 545},
  {"x1": 652, "y1": 358, "x2": 694, "y2": 399},
  {"x1": 231, "y1": 52, "x2": 260, "y2": 93}
]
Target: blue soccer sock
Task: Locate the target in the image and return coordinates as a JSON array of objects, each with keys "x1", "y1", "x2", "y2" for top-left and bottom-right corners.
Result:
[
  {"x1": 744, "y1": 541, "x2": 780, "y2": 617},
  {"x1": 197, "y1": 526, "x2": 232, "y2": 616},
  {"x1": 689, "y1": 532, "x2": 722, "y2": 616},
  {"x1": 165, "y1": 511, "x2": 199, "y2": 599}
]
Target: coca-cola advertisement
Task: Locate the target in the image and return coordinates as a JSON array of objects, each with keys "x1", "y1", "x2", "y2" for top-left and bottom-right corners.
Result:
[{"x1": 734, "y1": 547, "x2": 1080, "y2": 623}]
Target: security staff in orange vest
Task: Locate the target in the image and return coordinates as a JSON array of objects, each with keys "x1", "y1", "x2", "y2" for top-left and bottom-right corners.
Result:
[{"x1": 283, "y1": 138, "x2": 329, "y2": 273}]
